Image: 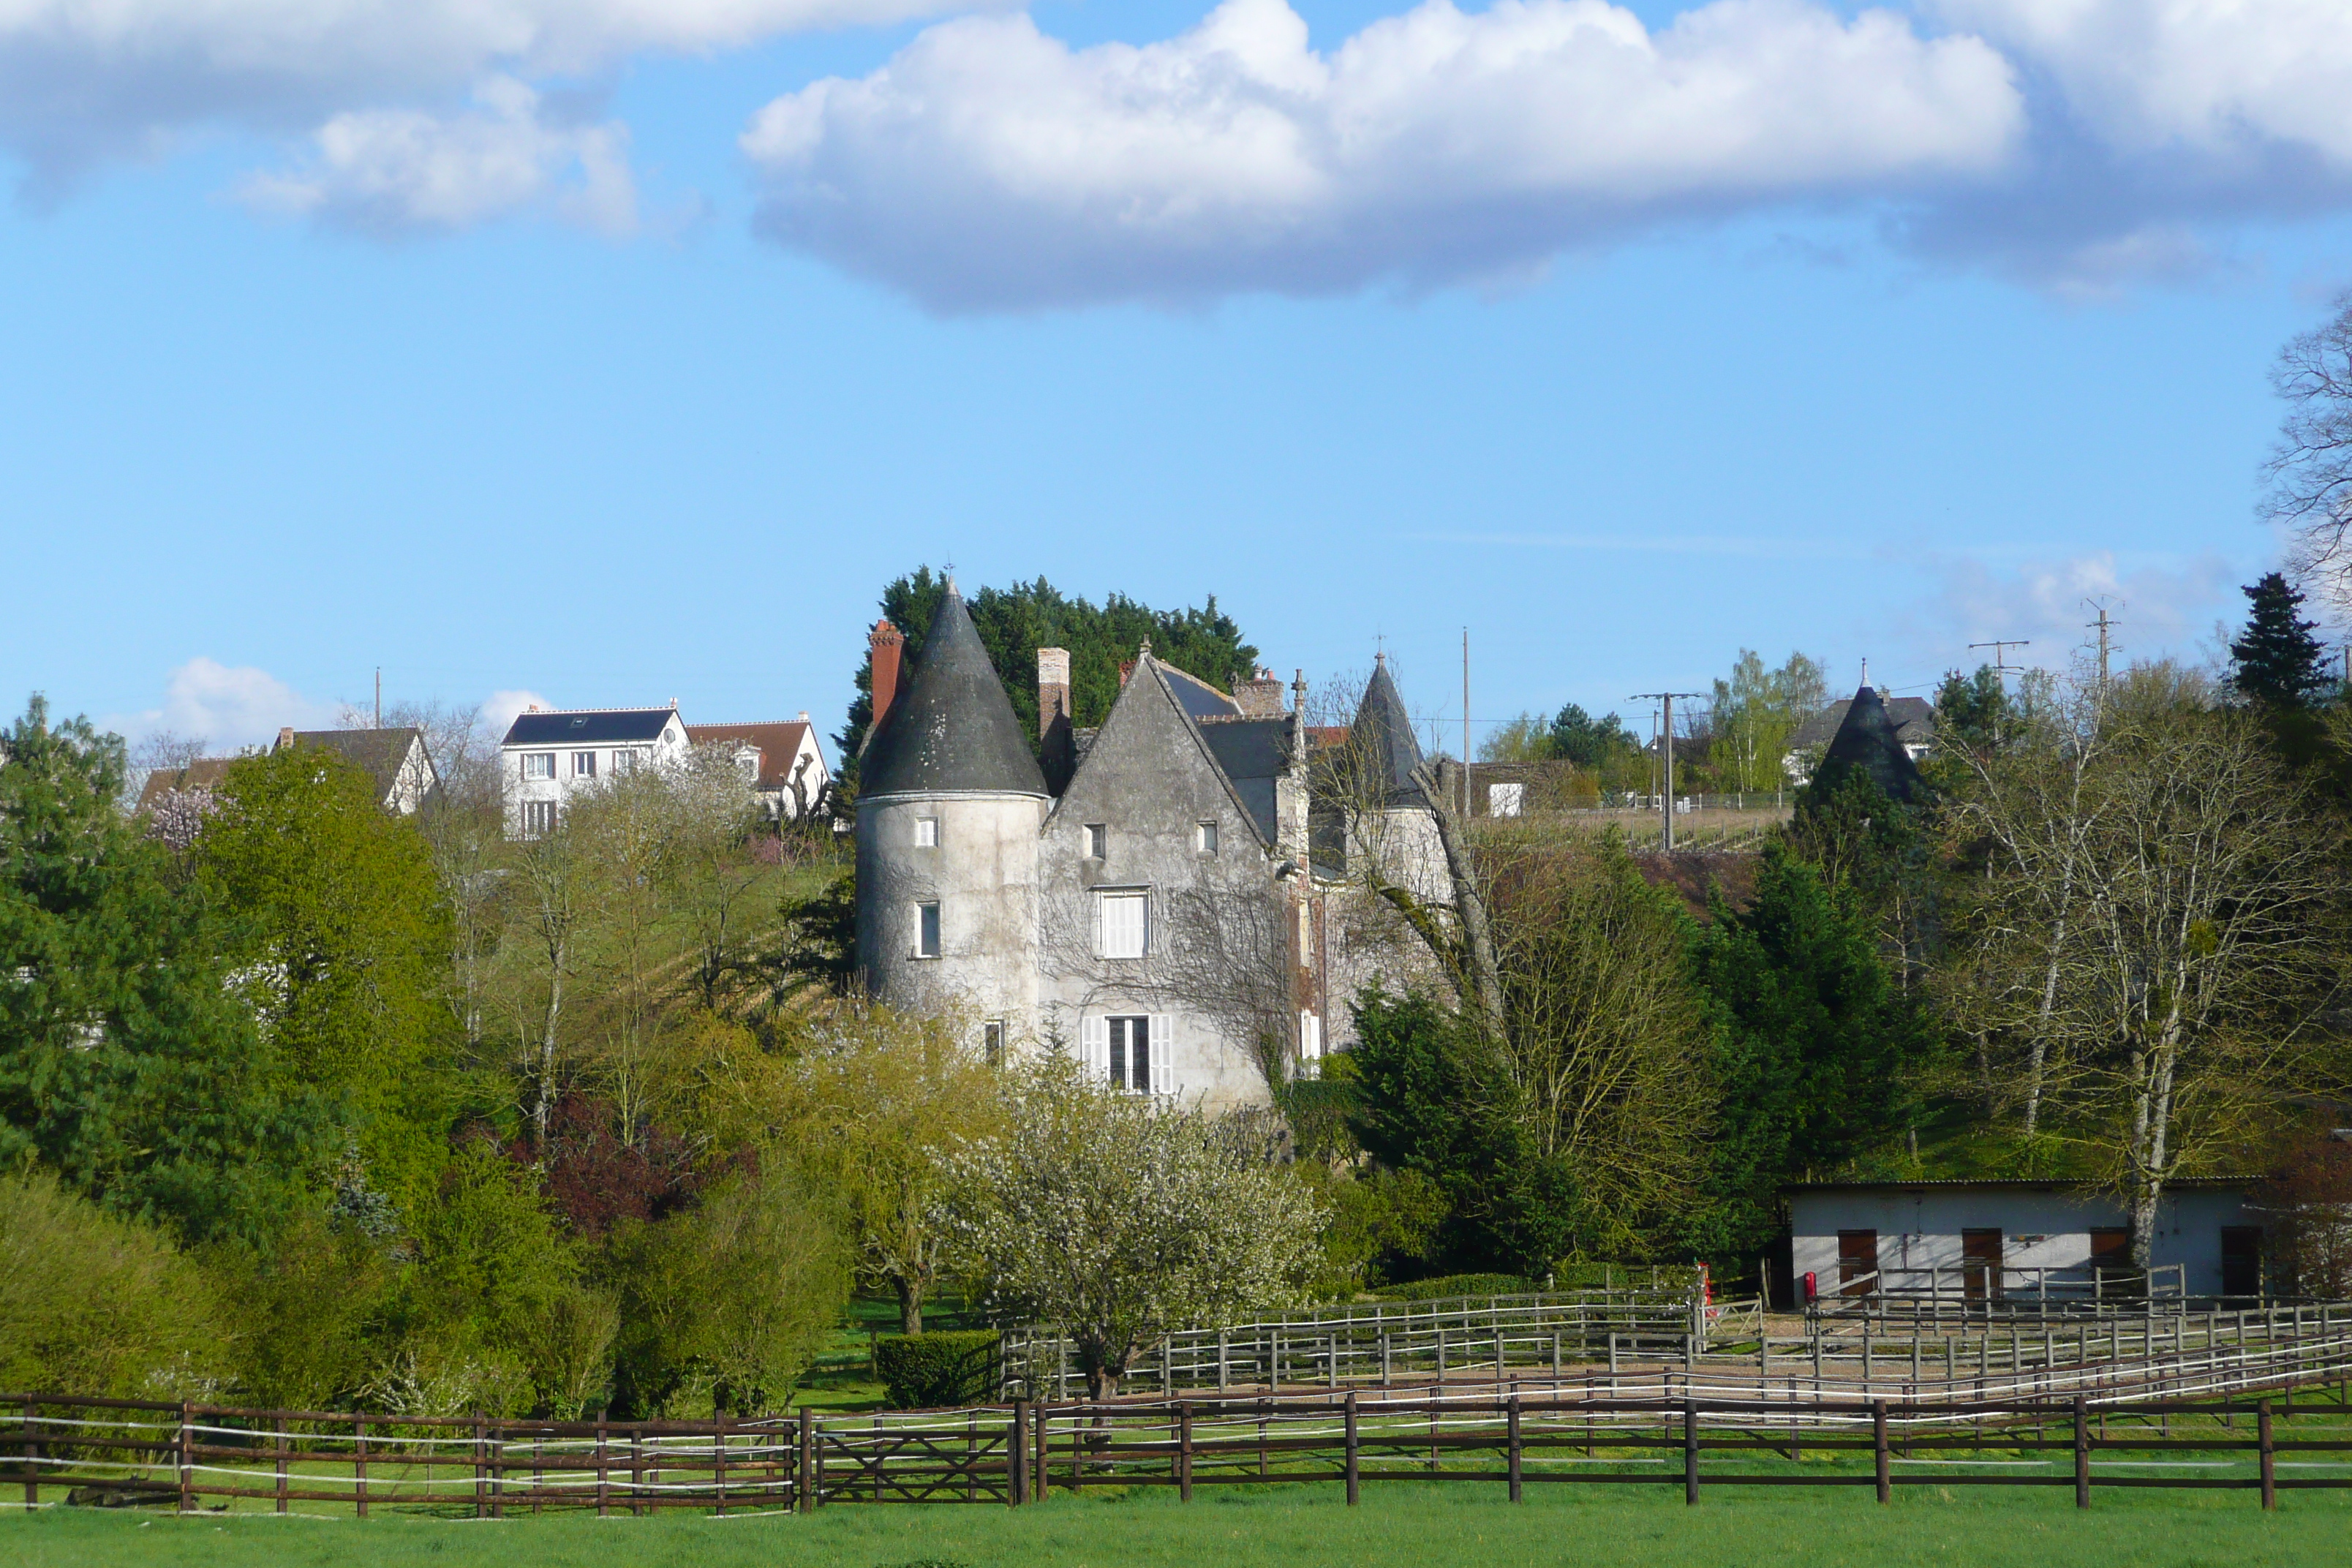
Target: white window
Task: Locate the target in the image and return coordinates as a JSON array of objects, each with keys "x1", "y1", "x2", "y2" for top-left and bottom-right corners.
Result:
[
  {"x1": 1300, "y1": 1010, "x2": 1323, "y2": 1060},
  {"x1": 1196, "y1": 821, "x2": 1218, "y2": 854},
  {"x1": 521, "y1": 800, "x2": 557, "y2": 838},
  {"x1": 1085, "y1": 823, "x2": 1108, "y2": 860},
  {"x1": 739, "y1": 753, "x2": 760, "y2": 783},
  {"x1": 915, "y1": 901, "x2": 941, "y2": 958},
  {"x1": 915, "y1": 816, "x2": 940, "y2": 848},
  {"x1": 1107, "y1": 1016, "x2": 1151, "y2": 1092},
  {"x1": 1488, "y1": 782, "x2": 1524, "y2": 818},
  {"x1": 521, "y1": 753, "x2": 556, "y2": 780},
  {"x1": 982, "y1": 1020, "x2": 1005, "y2": 1066},
  {"x1": 1095, "y1": 890, "x2": 1148, "y2": 959},
  {"x1": 613, "y1": 750, "x2": 637, "y2": 775},
  {"x1": 573, "y1": 751, "x2": 598, "y2": 779}
]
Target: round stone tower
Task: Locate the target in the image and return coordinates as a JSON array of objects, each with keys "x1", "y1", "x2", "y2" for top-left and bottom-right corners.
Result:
[{"x1": 854, "y1": 584, "x2": 1049, "y2": 1044}]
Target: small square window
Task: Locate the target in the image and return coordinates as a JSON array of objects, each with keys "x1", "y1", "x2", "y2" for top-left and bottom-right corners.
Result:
[
  {"x1": 982, "y1": 1020, "x2": 1005, "y2": 1066},
  {"x1": 1085, "y1": 823, "x2": 1108, "y2": 860},
  {"x1": 573, "y1": 751, "x2": 598, "y2": 779},
  {"x1": 521, "y1": 753, "x2": 556, "y2": 781},
  {"x1": 1196, "y1": 821, "x2": 1218, "y2": 854},
  {"x1": 915, "y1": 816, "x2": 939, "y2": 848},
  {"x1": 916, "y1": 901, "x2": 941, "y2": 958}
]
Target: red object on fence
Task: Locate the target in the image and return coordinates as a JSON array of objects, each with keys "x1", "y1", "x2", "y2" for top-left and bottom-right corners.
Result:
[{"x1": 1803, "y1": 1271, "x2": 1818, "y2": 1303}]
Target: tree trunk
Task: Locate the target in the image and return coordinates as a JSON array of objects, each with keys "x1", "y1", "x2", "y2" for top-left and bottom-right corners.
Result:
[
  {"x1": 1411, "y1": 759, "x2": 1507, "y2": 1043},
  {"x1": 536, "y1": 939, "x2": 565, "y2": 1146},
  {"x1": 896, "y1": 1276, "x2": 923, "y2": 1337}
]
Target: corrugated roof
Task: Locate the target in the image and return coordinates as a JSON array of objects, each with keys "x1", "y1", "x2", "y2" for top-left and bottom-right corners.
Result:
[
  {"x1": 503, "y1": 709, "x2": 679, "y2": 746},
  {"x1": 859, "y1": 587, "x2": 1048, "y2": 800}
]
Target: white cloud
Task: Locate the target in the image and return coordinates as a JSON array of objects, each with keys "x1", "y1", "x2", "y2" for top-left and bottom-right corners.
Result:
[
  {"x1": 1887, "y1": 549, "x2": 2239, "y2": 675},
  {"x1": 743, "y1": 0, "x2": 2024, "y2": 308},
  {"x1": 1934, "y1": 0, "x2": 2352, "y2": 162},
  {"x1": 240, "y1": 76, "x2": 636, "y2": 235},
  {"x1": 482, "y1": 688, "x2": 552, "y2": 739},
  {"x1": 0, "y1": 0, "x2": 977, "y2": 216},
  {"x1": 108, "y1": 657, "x2": 339, "y2": 750}
]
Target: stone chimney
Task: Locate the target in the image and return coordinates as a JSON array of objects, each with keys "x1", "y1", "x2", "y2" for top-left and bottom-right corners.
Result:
[
  {"x1": 1233, "y1": 666, "x2": 1285, "y2": 717},
  {"x1": 275, "y1": 726, "x2": 295, "y2": 750},
  {"x1": 1037, "y1": 647, "x2": 1071, "y2": 739},
  {"x1": 869, "y1": 620, "x2": 905, "y2": 735}
]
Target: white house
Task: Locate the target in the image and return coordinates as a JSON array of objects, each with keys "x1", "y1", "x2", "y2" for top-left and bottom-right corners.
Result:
[
  {"x1": 276, "y1": 726, "x2": 440, "y2": 814},
  {"x1": 500, "y1": 705, "x2": 691, "y2": 837},
  {"x1": 1787, "y1": 1179, "x2": 2263, "y2": 1304},
  {"x1": 684, "y1": 716, "x2": 830, "y2": 821}
]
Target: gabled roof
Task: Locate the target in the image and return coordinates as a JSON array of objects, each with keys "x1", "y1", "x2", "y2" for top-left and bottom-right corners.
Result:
[
  {"x1": 135, "y1": 757, "x2": 237, "y2": 812},
  {"x1": 503, "y1": 708, "x2": 679, "y2": 747},
  {"x1": 1816, "y1": 685, "x2": 1924, "y2": 802},
  {"x1": 284, "y1": 728, "x2": 437, "y2": 805},
  {"x1": 1159, "y1": 666, "x2": 1243, "y2": 722},
  {"x1": 859, "y1": 586, "x2": 1048, "y2": 800},
  {"x1": 1350, "y1": 656, "x2": 1428, "y2": 808},
  {"x1": 685, "y1": 721, "x2": 823, "y2": 792},
  {"x1": 1196, "y1": 717, "x2": 1292, "y2": 844}
]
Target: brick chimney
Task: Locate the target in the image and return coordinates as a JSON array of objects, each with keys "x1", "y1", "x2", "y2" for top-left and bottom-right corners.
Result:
[
  {"x1": 869, "y1": 620, "x2": 905, "y2": 734},
  {"x1": 1037, "y1": 647, "x2": 1071, "y2": 739},
  {"x1": 275, "y1": 726, "x2": 295, "y2": 750},
  {"x1": 1233, "y1": 666, "x2": 1285, "y2": 717}
]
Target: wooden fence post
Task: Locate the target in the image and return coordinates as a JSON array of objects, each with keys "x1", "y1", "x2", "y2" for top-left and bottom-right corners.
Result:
[
  {"x1": 2258, "y1": 1400, "x2": 2276, "y2": 1512},
  {"x1": 490, "y1": 1422, "x2": 505, "y2": 1519},
  {"x1": 21, "y1": 1398, "x2": 36, "y2": 1510},
  {"x1": 177, "y1": 1403, "x2": 193, "y2": 1514},
  {"x1": 1177, "y1": 1401, "x2": 1194, "y2": 1502},
  {"x1": 1507, "y1": 1395, "x2": 1523, "y2": 1504},
  {"x1": 274, "y1": 1414, "x2": 287, "y2": 1515},
  {"x1": 795, "y1": 1414, "x2": 813, "y2": 1515},
  {"x1": 1683, "y1": 1400, "x2": 1699, "y2": 1506},
  {"x1": 1872, "y1": 1400, "x2": 1889, "y2": 1504},
  {"x1": 472, "y1": 1414, "x2": 486, "y2": 1519},
  {"x1": 1344, "y1": 1392, "x2": 1360, "y2": 1507},
  {"x1": 1035, "y1": 1403, "x2": 1051, "y2": 1501},
  {"x1": 1009, "y1": 1401, "x2": 1028, "y2": 1507},
  {"x1": 596, "y1": 1417, "x2": 610, "y2": 1518},
  {"x1": 810, "y1": 1417, "x2": 825, "y2": 1509},
  {"x1": 354, "y1": 1414, "x2": 369, "y2": 1519},
  {"x1": 2073, "y1": 1397, "x2": 2090, "y2": 1509},
  {"x1": 715, "y1": 1411, "x2": 730, "y2": 1517}
]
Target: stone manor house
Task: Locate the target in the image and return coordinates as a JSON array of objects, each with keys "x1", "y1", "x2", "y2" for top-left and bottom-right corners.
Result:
[{"x1": 854, "y1": 585, "x2": 1443, "y2": 1112}]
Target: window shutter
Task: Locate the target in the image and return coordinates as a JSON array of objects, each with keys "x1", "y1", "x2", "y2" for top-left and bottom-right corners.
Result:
[
  {"x1": 1150, "y1": 1015, "x2": 1172, "y2": 1096},
  {"x1": 1083, "y1": 1014, "x2": 1107, "y2": 1081}
]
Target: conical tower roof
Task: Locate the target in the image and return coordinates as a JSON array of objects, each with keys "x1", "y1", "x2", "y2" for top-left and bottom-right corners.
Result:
[
  {"x1": 859, "y1": 587, "x2": 1048, "y2": 800},
  {"x1": 1819, "y1": 683, "x2": 1922, "y2": 802},
  {"x1": 1350, "y1": 655, "x2": 1429, "y2": 807}
]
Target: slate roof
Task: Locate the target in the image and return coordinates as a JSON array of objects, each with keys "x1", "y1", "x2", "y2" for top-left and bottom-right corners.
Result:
[
  {"x1": 685, "y1": 721, "x2": 819, "y2": 791},
  {"x1": 1196, "y1": 717, "x2": 1292, "y2": 843},
  {"x1": 1160, "y1": 666, "x2": 1243, "y2": 722},
  {"x1": 1350, "y1": 656, "x2": 1428, "y2": 807},
  {"x1": 503, "y1": 709, "x2": 678, "y2": 747},
  {"x1": 859, "y1": 587, "x2": 1049, "y2": 799},
  {"x1": 1816, "y1": 685, "x2": 1924, "y2": 802},
  {"x1": 1790, "y1": 696, "x2": 1934, "y2": 751},
  {"x1": 284, "y1": 728, "x2": 436, "y2": 805}
]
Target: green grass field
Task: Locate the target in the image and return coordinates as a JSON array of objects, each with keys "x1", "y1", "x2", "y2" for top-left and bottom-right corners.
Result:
[{"x1": 4, "y1": 1476, "x2": 2345, "y2": 1568}]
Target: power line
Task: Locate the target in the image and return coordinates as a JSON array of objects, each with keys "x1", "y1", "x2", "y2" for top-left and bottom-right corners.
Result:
[{"x1": 1629, "y1": 690, "x2": 1703, "y2": 852}]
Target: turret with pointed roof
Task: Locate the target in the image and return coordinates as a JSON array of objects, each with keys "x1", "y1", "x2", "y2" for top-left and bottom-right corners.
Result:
[
  {"x1": 858, "y1": 584, "x2": 1049, "y2": 800},
  {"x1": 1815, "y1": 682, "x2": 1923, "y2": 802},
  {"x1": 1349, "y1": 653, "x2": 1429, "y2": 808}
]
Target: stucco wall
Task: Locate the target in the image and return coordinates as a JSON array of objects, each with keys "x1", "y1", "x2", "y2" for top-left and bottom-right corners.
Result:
[
  {"x1": 856, "y1": 791, "x2": 1046, "y2": 1038},
  {"x1": 1789, "y1": 1186, "x2": 2254, "y2": 1298}
]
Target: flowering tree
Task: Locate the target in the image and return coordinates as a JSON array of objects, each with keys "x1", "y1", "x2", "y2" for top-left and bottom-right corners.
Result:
[{"x1": 946, "y1": 1055, "x2": 1324, "y2": 1397}]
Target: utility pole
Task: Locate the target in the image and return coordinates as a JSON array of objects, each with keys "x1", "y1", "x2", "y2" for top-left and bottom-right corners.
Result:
[
  {"x1": 2083, "y1": 600, "x2": 2122, "y2": 703},
  {"x1": 1967, "y1": 638, "x2": 2031, "y2": 747},
  {"x1": 1631, "y1": 690, "x2": 1703, "y2": 851},
  {"x1": 374, "y1": 667, "x2": 382, "y2": 729}
]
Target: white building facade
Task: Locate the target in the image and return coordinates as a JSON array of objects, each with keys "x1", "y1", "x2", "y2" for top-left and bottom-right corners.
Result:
[{"x1": 500, "y1": 706, "x2": 691, "y2": 837}]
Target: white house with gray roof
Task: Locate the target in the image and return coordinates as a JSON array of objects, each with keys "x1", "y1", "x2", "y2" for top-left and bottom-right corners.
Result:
[
  {"x1": 854, "y1": 585, "x2": 1441, "y2": 1111},
  {"x1": 500, "y1": 705, "x2": 690, "y2": 837}
]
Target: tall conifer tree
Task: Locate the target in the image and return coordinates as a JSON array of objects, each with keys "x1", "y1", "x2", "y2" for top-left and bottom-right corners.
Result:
[{"x1": 2230, "y1": 572, "x2": 2331, "y2": 707}]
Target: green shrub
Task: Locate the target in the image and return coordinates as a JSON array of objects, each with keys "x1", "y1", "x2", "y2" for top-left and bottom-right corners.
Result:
[
  {"x1": 875, "y1": 1330, "x2": 1000, "y2": 1409},
  {"x1": 1369, "y1": 1273, "x2": 1538, "y2": 1303},
  {"x1": 0, "y1": 1172, "x2": 227, "y2": 1399}
]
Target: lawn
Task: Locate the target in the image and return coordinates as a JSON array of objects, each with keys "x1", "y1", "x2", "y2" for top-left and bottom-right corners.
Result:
[{"x1": 3, "y1": 1477, "x2": 2345, "y2": 1568}]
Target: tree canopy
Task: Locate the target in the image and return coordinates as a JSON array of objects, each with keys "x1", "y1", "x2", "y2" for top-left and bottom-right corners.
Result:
[{"x1": 2230, "y1": 571, "x2": 2332, "y2": 709}]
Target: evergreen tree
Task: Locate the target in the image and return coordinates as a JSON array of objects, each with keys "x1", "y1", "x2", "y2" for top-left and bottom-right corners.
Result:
[
  {"x1": 0, "y1": 698, "x2": 328, "y2": 1244},
  {"x1": 833, "y1": 569, "x2": 1259, "y2": 779},
  {"x1": 1687, "y1": 840, "x2": 1937, "y2": 1258},
  {"x1": 2229, "y1": 572, "x2": 2332, "y2": 708},
  {"x1": 1545, "y1": 702, "x2": 1640, "y2": 769},
  {"x1": 1932, "y1": 665, "x2": 2011, "y2": 755}
]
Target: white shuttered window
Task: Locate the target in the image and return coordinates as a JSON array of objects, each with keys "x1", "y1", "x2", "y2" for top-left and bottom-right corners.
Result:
[{"x1": 1095, "y1": 891, "x2": 1148, "y2": 958}]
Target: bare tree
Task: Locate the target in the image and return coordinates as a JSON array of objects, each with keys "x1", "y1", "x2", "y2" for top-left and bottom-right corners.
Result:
[{"x1": 2265, "y1": 293, "x2": 2352, "y2": 612}]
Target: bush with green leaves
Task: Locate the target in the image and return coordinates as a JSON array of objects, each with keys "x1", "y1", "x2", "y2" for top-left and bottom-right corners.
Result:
[
  {"x1": 1369, "y1": 1273, "x2": 1539, "y2": 1303},
  {"x1": 0, "y1": 1172, "x2": 226, "y2": 1400},
  {"x1": 875, "y1": 1330, "x2": 1000, "y2": 1409}
]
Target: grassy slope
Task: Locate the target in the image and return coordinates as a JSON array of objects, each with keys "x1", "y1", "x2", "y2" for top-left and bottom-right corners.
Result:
[{"x1": 4, "y1": 1480, "x2": 2343, "y2": 1568}]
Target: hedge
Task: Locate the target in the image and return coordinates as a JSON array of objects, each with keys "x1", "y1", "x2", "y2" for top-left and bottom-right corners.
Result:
[
  {"x1": 1369, "y1": 1273, "x2": 1538, "y2": 1303},
  {"x1": 875, "y1": 1330, "x2": 1001, "y2": 1409}
]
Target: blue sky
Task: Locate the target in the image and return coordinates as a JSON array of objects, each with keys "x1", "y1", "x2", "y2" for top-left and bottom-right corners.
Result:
[{"x1": 4, "y1": 0, "x2": 2350, "y2": 760}]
